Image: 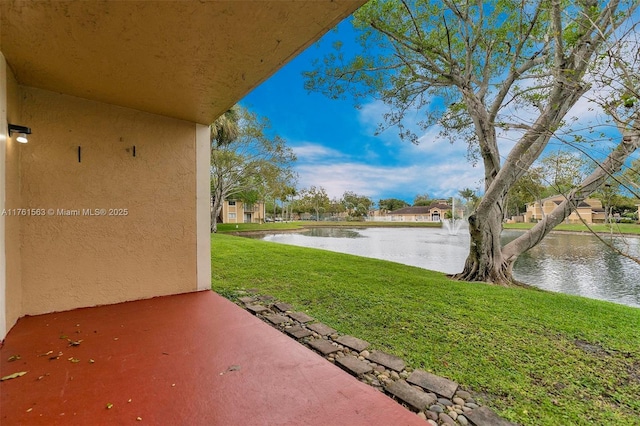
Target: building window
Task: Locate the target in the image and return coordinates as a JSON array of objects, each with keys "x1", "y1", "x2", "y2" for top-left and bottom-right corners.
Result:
[
  {"x1": 228, "y1": 201, "x2": 236, "y2": 206},
  {"x1": 228, "y1": 213, "x2": 236, "y2": 220}
]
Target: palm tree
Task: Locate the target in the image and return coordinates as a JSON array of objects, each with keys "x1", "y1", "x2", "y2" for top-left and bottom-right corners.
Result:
[
  {"x1": 210, "y1": 106, "x2": 240, "y2": 232},
  {"x1": 210, "y1": 105, "x2": 240, "y2": 147}
]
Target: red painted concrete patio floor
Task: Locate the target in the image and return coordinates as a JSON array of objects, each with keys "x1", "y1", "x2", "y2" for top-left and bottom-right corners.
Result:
[{"x1": 1, "y1": 290, "x2": 424, "y2": 425}]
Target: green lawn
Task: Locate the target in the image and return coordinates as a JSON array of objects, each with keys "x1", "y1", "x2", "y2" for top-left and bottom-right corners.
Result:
[
  {"x1": 217, "y1": 220, "x2": 640, "y2": 236},
  {"x1": 211, "y1": 233, "x2": 640, "y2": 426},
  {"x1": 504, "y1": 222, "x2": 640, "y2": 235},
  {"x1": 216, "y1": 220, "x2": 441, "y2": 233}
]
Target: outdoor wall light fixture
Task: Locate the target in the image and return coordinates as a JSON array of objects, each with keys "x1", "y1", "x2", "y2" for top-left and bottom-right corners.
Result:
[{"x1": 8, "y1": 124, "x2": 31, "y2": 144}]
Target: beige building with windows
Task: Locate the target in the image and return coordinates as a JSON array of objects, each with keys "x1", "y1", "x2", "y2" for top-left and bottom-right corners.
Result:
[
  {"x1": 0, "y1": 1, "x2": 364, "y2": 340},
  {"x1": 383, "y1": 203, "x2": 464, "y2": 222},
  {"x1": 219, "y1": 200, "x2": 266, "y2": 224},
  {"x1": 524, "y1": 195, "x2": 606, "y2": 224}
]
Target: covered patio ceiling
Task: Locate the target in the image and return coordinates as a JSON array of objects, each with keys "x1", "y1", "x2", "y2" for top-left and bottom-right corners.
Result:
[{"x1": 0, "y1": 0, "x2": 364, "y2": 125}]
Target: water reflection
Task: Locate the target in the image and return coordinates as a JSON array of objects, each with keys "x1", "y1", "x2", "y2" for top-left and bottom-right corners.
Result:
[
  {"x1": 302, "y1": 228, "x2": 362, "y2": 238},
  {"x1": 507, "y1": 231, "x2": 640, "y2": 308},
  {"x1": 261, "y1": 227, "x2": 469, "y2": 275},
  {"x1": 256, "y1": 227, "x2": 640, "y2": 308}
]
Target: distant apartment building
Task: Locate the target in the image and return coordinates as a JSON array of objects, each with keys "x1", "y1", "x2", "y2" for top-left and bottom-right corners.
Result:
[
  {"x1": 376, "y1": 201, "x2": 463, "y2": 222},
  {"x1": 524, "y1": 195, "x2": 605, "y2": 224},
  {"x1": 218, "y1": 200, "x2": 266, "y2": 224}
]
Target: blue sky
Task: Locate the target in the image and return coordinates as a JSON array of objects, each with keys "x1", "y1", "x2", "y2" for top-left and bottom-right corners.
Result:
[
  {"x1": 240, "y1": 16, "x2": 637, "y2": 205},
  {"x1": 240, "y1": 19, "x2": 482, "y2": 204}
]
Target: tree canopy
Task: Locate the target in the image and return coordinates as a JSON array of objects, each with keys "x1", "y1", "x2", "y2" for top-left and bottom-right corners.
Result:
[
  {"x1": 342, "y1": 191, "x2": 374, "y2": 217},
  {"x1": 306, "y1": 0, "x2": 640, "y2": 285},
  {"x1": 210, "y1": 106, "x2": 296, "y2": 232},
  {"x1": 296, "y1": 186, "x2": 331, "y2": 220},
  {"x1": 379, "y1": 198, "x2": 409, "y2": 211}
]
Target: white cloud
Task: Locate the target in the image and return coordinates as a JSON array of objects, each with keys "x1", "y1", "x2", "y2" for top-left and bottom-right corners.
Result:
[
  {"x1": 357, "y1": 100, "x2": 388, "y2": 132},
  {"x1": 296, "y1": 162, "x2": 415, "y2": 199},
  {"x1": 292, "y1": 143, "x2": 345, "y2": 161},
  {"x1": 294, "y1": 160, "x2": 483, "y2": 201}
]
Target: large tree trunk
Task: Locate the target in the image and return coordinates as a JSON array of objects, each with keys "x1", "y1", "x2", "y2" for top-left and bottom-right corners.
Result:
[
  {"x1": 211, "y1": 185, "x2": 224, "y2": 233},
  {"x1": 455, "y1": 123, "x2": 640, "y2": 285},
  {"x1": 453, "y1": 199, "x2": 518, "y2": 286},
  {"x1": 211, "y1": 203, "x2": 223, "y2": 233}
]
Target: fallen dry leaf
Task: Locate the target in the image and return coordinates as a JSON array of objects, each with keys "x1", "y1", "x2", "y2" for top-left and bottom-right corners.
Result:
[
  {"x1": 1, "y1": 371, "x2": 27, "y2": 381},
  {"x1": 106, "y1": 403, "x2": 113, "y2": 409},
  {"x1": 68, "y1": 340, "x2": 83, "y2": 347},
  {"x1": 7, "y1": 354, "x2": 21, "y2": 362},
  {"x1": 219, "y1": 365, "x2": 241, "y2": 375}
]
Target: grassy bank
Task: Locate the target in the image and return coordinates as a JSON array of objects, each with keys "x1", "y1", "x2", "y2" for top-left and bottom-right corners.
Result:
[
  {"x1": 211, "y1": 233, "x2": 640, "y2": 426},
  {"x1": 216, "y1": 220, "x2": 441, "y2": 233},
  {"x1": 504, "y1": 222, "x2": 640, "y2": 235},
  {"x1": 217, "y1": 220, "x2": 640, "y2": 236}
]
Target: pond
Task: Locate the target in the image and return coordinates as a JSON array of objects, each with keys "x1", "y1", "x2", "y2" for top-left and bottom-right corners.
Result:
[{"x1": 253, "y1": 227, "x2": 640, "y2": 308}]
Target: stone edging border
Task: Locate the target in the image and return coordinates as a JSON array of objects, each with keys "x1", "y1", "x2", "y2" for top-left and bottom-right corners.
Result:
[{"x1": 232, "y1": 291, "x2": 517, "y2": 426}]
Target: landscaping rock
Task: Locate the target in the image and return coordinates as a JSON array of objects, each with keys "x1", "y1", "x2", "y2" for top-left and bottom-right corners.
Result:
[
  {"x1": 385, "y1": 380, "x2": 436, "y2": 412},
  {"x1": 284, "y1": 326, "x2": 313, "y2": 339},
  {"x1": 308, "y1": 339, "x2": 340, "y2": 356},
  {"x1": 465, "y1": 406, "x2": 517, "y2": 426},
  {"x1": 335, "y1": 356, "x2": 373, "y2": 376},
  {"x1": 366, "y1": 351, "x2": 406, "y2": 372},
  {"x1": 437, "y1": 398, "x2": 453, "y2": 406},
  {"x1": 307, "y1": 322, "x2": 336, "y2": 336},
  {"x1": 438, "y1": 412, "x2": 456, "y2": 425},
  {"x1": 425, "y1": 410, "x2": 438, "y2": 421},
  {"x1": 453, "y1": 397, "x2": 466, "y2": 406},
  {"x1": 428, "y1": 405, "x2": 443, "y2": 414},
  {"x1": 246, "y1": 304, "x2": 270, "y2": 314},
  {"x1": 264, "y1": 314, "x2": 289, "y2": 325},
  {"x1": 456, "y1": 390, "x2": 471, "y2": 400},
  {"x1": 373, "y1": 364, "x2": 386, "y2": 373},
  {"x1": 288, "y1": 311, "x2": 314, "y2": 323},
  {"x1": 407, "y1": 370, "x2": 458, "y2": 399},
  {"x1": 457, "y1": 414, "x2": 469, "y2": 425},
  {"x1": 273, "y1": 302, "x2": 293, "y2": 312},
  {"x1": 335, "y1": 335, "x2": 370, "y2": 352},
  {"x1": 257, "y1": 295, "x2": 275, "y2": 301},
  {"x1": 238, "y1": 296, "x2": 254, "y2": 304}
]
